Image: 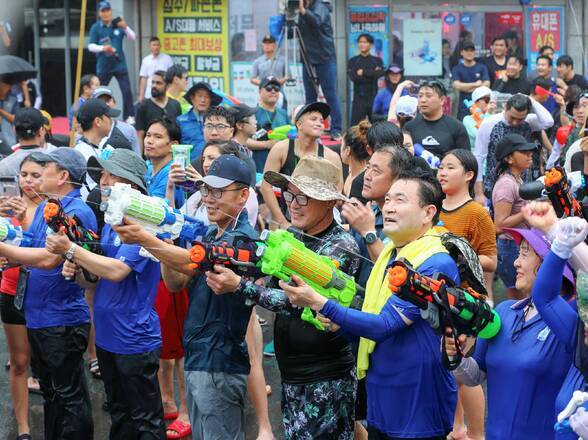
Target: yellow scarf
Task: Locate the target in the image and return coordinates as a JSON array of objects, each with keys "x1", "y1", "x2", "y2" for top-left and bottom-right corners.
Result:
[{"x1": 357, "y1": 228, "x2": 448, "y2": 379}]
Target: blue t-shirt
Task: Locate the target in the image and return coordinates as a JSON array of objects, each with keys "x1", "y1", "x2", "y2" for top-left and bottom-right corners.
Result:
[
  {"x1": 145, "y1": 160, "x2": 185, "y2": 208},
  {"x1": 89, "y1": 21, "x2": 128, "y2": 74},
  {"x1": 183, "y1": 211, "x2": 258, "y2": 375},
  {"x1": 176, "y1": 110, "x2": 205, "y2": 161},
  {"x1": 93, "y1": 225, "x2": 161, "y2": 355},
  {"x1": 473, "y1": 297, "x2": 572, "y2": 440},
  {"x1": 254, "y1": 106, "x2": 291, "y2": 173},
  {"x1": 352, "y1": 204, "x2": 384, "y2": 287},
  {"x1": 24, "y1": 189, "x2": 96, "y2": 329},
  {"x1": 451, "y1": 62, "x2": 490, "y2": 114},
  {"x1": 322, "y1": 252, "x2": 459, "y2": 438}
]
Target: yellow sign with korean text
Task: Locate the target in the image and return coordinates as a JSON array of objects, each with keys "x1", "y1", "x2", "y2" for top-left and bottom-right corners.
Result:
[{"x1": 157, "y1": 0, "x2": 229, "y2": 91}]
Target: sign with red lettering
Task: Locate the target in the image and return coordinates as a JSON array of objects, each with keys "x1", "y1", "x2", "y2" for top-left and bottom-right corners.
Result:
[{"x1": 526, "y1": 7, "x2": 565, "y2": 73}]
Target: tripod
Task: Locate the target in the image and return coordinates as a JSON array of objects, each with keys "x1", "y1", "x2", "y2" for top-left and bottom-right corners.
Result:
[{"x1": 276, "y1": 15, "x2": 320, "y2": 98}]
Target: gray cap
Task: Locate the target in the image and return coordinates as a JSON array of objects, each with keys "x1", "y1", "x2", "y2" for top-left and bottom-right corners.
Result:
[
  {"x1": 87, "y1": 149, "x2": 148, "y2": 193},
  {"x1": 91, "y1": 86, "x2": 115, "y2": 100},
  {"x1": 30, "y1": 147, "x2": 87, "y2": 183}
]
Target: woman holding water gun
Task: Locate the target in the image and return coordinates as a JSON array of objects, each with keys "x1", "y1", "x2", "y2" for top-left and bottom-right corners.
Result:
[
  {"x1": 0, "y1": 154, "x2": 45, "y2": 439},
  {"x1": 445, "y1": 209, "x2": 579, "y2": 439}
]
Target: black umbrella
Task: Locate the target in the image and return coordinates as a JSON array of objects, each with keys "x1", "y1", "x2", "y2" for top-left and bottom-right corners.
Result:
[{"x1": 0, "y1": 55, "x2": 37, "y2": 84}]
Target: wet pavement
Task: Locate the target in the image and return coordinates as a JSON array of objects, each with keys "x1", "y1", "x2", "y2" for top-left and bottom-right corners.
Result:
[{"x1": 0, "y1": 306, "x2": 285, "y2": 440}]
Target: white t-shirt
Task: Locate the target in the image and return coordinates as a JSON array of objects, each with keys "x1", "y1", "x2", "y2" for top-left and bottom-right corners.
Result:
[{"x1": 139, "y1": 53, "x2": 173, "y2": 99}]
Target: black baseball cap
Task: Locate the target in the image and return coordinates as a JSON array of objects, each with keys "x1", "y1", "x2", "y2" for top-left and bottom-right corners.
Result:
[
  {"x1": 262, "y1": 34, "x2": 276, "y2": 43},
  {"x1": 462, "y1": 41, "x2": 476, "y2": 51},
  {"x1": 77, "y1": 98, "x2": 120, "y2": 125},
  {"x1": 184, "y1": 82, "x2": 223, "y2": 106},
  {"x1": 259, "y1": 76, "x2": 281, "y2": 90},
  {"x1": 231, "y1": 103, "x2": 257, "y2": 122},
  {"x1": 294, "y1": 102, "x2": 330, "y2": 123},
  {"x1": 196, "y1": 154, "x2": 251, "y2": 188},
  {"x1": 14, "y1": 108, "x2": 48, "y2": 135},
  {"x1": 495, "y1": 134, "x2": 538, "y2": 161}
]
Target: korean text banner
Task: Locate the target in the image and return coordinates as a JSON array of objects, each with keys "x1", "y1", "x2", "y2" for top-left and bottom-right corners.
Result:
[
  {"x1": 403, "y1": 19, "x2": 442, "y2": 77},
  {"x1": 158, "y1": 0, "x2": 229, "y2": 91},
  {"x1": 348, "y1": 6, "x2": 389, "y2": 66},
  {"x1": 525, "y1": 7, "x2": 565, "y2": 73}
]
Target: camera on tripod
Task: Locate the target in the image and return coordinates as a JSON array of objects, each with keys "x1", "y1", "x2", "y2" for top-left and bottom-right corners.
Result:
[{"x1": 283, "y1": 0, "x2": 300, "y2": 21}]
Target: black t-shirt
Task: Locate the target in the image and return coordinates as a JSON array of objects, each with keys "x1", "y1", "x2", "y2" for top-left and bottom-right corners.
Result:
[
  {"x1": 494, "y1": 76, "x2": 532, "y2": 95},
  {"x1": 349, "y1": 170, "x2": 367, "y2": 204},
  {"x1": 565, "y1": 74, "x2": 588, "y2": 90},
  {"x1": 404, "y1": 114, "x2": 471, "y2": 157},
  {"x1": 135, "y1": 98, "x2": 182, "y2": 132},
  {"x1": 483, "y1": 56, "x2": 507, "y2": 88}
]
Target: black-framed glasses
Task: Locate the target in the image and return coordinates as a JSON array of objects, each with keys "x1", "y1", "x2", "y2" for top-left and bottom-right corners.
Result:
[
  {"x1": 204, "y1": 123, "x2": 231, "y2": 132},
  {"x1": 264, "y1": 85, "x2": 280, "y2": 93},
  {"x1": 200, "y1": 185, "x2": 243, "y2": 199},
  {"x1": 282, "y1": 190, "x2": 308, "y2": 206}
]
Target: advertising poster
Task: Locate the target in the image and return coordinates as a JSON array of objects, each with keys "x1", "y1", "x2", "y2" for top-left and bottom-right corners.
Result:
[
  {"x1": 403, "y1": 19, "x2": 442, "y2": 77},
  {"x1": 525, "y1": 7, "x2": 565, "y2": 73},
  {"x1": 157, "y1": 0, "x2": 230, "y2": 91},
  {"x1": 348, "y1": 6, "x2": 389, "y2": 67}
]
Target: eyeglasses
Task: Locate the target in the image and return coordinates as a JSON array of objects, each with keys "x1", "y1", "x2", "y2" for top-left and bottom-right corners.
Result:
[
  {"x1": 264, "y1": 85, "x2": 280, "y2": 93},
  {"x1": 204, "y1": 123, "x2": 231, "y2": 132},
  {"x1": 200, "y1": 185, "x2": 243, "y2": 199},
  {"x1": 282, "y1": 190, "x2": 308, "y2": 206}
]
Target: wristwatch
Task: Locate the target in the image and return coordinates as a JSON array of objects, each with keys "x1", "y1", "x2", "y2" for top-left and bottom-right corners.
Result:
[
  {"x1": 363, "y1": 231, "x2": 378, "y2": 245},
  {"x1": 65, "y1": 243, "x2": 77, "y2": 261}
]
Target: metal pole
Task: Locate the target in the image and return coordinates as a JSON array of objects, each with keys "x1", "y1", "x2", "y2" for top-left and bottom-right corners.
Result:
[
  {"x1": 32, "y1": 0, "x2": 41, "y2": 87},
  {"x1": 64, "y1": 0, "x2": 72, "y2": 118},
  {"x1": 69, "y1": 0, "x2": 88, "y2": 146}
]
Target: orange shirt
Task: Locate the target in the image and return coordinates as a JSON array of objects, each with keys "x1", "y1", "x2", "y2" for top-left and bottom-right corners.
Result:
[{"x1": 440, "y1": 200, "x2": 497, "y2": 256}]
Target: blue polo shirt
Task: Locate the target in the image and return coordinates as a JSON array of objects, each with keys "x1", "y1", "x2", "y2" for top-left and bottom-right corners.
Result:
[
  {"x1": 93, "y1": 225, "x2": 161, "y2": 354},
  {"x1": 253, "y1": 106, "x2": 290, "y2": 172},
  {"x1": 321, "y1": 252, "x2": 459, "y2": 438},
  {"x1": 176, "y1": 110, "x2": 205, "y2": 161},
  {"x1": 24, "y1": 189, "x2": 96, "y2": 329},
  {"x1": 89, "y1": 20, "x2": 128, "y2": 75},
  {"x1": 451, "y1": 62, "x2": 490, "y2": 115},
  {"x1": 473, "y1": 297, "x2": 572, "y2": 440},
  {"x1": 184, "y1": 211, "x2": 258, "y2": 375},
  {"x1": 145, "y1": 159, "x2": 185, "y2": 208}
]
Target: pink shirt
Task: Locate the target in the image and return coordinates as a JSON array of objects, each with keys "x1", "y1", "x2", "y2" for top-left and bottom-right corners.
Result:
[{"x1": 492, "y1": 172, "x2": 529, "y2": 239}]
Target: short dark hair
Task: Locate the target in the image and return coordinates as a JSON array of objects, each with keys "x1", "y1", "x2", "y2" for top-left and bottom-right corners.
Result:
[
  {"x1": 204, "y1": 106, "x2": 235, "y2": 128},
  {"x1": 556, "y1": 55, "x2": 574, "y2": 68},
  {"x1": 536, "y1": 54, "x2": 553, "y2": 66},
  {"x1": 507, "y1": 55, "x2": 525, "y2": 67},
  {"x1": 357, "y1": 33, "x2": 374, "y2": 44},
  {"x1": 532, "y1": 76, "x2": 553, "y2": 92},
  {"x1": 374, "y1": 144, "x2": 415, "y2": 181},
  {"x1": 366, "y1": 121, "x2": 403, "y2": 150},
  {"x1": 165, "y1": 64, "x2": 188, "y2": 84},
  {"x1": 443, "y1": 149, "x2": 478, "y2": 197},
  {"x1": 396, "y1": 168, "x2": 444, "y2": 225},
  {"x1": 418, "y1": 80, "x2": 447, "y2": 97},
  {"x1": 146, "y1": 117, "x2": 181, "y2": 142},
  {"x1": 80, "y1": 74, "x2": 96, "y2": 95},
  {"x1": 149, "y1": 36, "x2": 160, "y2": 43},
  {"x1": 153, "y1": 70, "x2": 166, "y2": 81},
  {"x1": 506, "y1": 94, "x2": 531, "y2": 113},
  {"x1": 491, "y1": 36, "x2": 506, "y2": 45},
  {"x1": 539, "y1": 45, "x2": 553, "y2": 54}
]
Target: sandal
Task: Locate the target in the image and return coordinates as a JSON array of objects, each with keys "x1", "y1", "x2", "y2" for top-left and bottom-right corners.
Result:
[
  {"x1": 164, "y1": 411, "x2": 179, "y2": 421},
  {"x1": 27, "y1": 377, "x2": 41, "y2": 395},
  {"x1": 16, "y1": 434, "x2": 31, "y2": 440},
  {"x1": 166, "y1": 419, "x2": 192, "y2": 439},
  {"x1": 88, "y1": 359, "x2": 101, "y2": 380}
]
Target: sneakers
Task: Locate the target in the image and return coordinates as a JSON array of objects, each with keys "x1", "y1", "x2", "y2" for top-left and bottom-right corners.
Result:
[{"x1": 263, "y1": 340, "x2": 275, "y2": 357}]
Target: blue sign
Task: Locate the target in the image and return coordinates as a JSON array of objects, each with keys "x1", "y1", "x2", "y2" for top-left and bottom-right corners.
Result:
[
  {"x1": 444, "y1": 14, "x2": 456, "y2": 25},
  {"x1": 460, "y1": 14, "x2": 471, "y2": 26}
]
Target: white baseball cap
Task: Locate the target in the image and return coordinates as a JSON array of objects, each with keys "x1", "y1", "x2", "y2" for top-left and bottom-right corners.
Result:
[
  {"x1": 472, "y1": 86, "x2": 492, "y2": 103},
  {"x1": 396, "y1": 95, "x2": 418, "y2": 117}
]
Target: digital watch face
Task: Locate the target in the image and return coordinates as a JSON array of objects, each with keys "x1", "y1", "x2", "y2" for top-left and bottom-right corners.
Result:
[{"x1": 577, "y1": 271, "x2": 588, "y2": 326}]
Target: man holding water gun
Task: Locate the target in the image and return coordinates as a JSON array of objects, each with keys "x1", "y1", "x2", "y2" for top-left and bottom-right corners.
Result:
[
  {"x1": 0, "y1": 148, "x2": 96, "y2": 439},
  {"x1": 205, "y1": 156, "x2": 361, "y2": 439},
  {"x1": 112, "y1": 154, "x2": 258, "y2": 439}
]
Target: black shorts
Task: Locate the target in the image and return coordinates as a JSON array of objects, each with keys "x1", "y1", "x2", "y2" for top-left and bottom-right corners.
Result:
[{"x1": 0, "y1": 292, "x2": 25, "y2": 325}]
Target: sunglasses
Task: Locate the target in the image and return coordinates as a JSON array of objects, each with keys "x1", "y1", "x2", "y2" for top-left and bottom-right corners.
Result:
[
  {"x1": 264, "y1": 85, "x2": 280, "y2": 93},
  {"x1": 418, "y1": 80, "x2": 447, "y2": 96}
]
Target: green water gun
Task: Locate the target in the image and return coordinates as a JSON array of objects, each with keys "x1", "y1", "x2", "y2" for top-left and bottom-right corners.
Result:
[
  {"x1": 388, "y1": 260, "x2": 501, "y2": 370},
  {"x1": 189, "y1": 229, "x2": 359, "y2": 330},
  {"x1": 267, "y1": 125, "x2": 297, "y2": 140}
]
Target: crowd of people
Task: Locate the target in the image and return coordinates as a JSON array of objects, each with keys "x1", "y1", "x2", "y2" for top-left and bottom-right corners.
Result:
[{"x1": 2, "y1": 1, "x2": 588, "y2": 440}]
